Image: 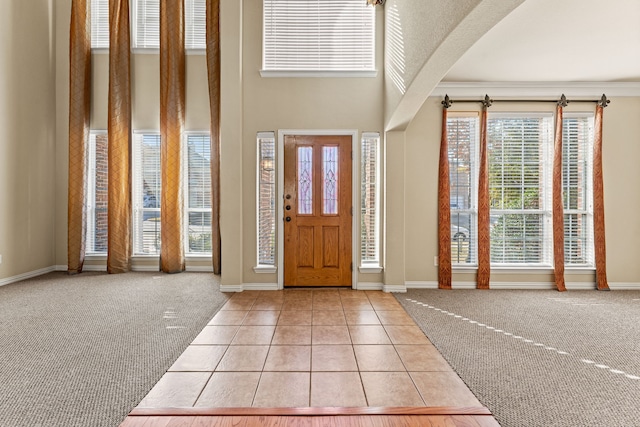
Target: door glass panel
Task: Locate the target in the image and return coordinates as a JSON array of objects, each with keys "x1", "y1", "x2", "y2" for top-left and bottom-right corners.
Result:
[
  {"x1": 298, "y1": 146, "x2": 313, "y2": 214},
  {"x1": 322, "y1": 146, "x2": 339, "y2": 215}
]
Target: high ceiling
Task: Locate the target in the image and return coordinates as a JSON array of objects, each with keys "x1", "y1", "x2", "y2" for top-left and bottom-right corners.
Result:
[{"x1": 443, "y1": 0, "x2": 640, "y2": 82}]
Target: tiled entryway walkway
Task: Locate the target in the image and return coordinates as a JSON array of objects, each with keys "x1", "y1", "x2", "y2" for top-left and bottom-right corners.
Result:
[{"x1": 136, "y1": 289, "x2": 482, "y2": 409}]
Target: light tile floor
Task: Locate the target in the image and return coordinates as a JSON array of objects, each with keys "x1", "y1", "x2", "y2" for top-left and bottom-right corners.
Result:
[{"x1": 137, "y1": 289, "x2": 482, "y2": 409}]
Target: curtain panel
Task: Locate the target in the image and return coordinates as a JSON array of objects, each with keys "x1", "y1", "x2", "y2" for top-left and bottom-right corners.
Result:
[
  {"x1": 67, "y1": 0, "x2": 92, "y2": 274},
  {"x1": 552, "y1": 103, "x2": 567, "y2": 291},
  {"x1": 206, "y1": 0, "x2": 222, "y2": 274},
  {"x1": 476, "y1": 104, "x2": 491, "y2": 289},
  {"x1": 593, "y1": 101, "x2": 609, "y2": 290},
  {"x1": 438, "y1": 106, "x2": 452, "y2": 289},
  {"x1": 107, "y1": 0, "x2": 133, "y2": 274},
  {"x1": 160, "y1": 0, "x2": 186, "y2": 273}
]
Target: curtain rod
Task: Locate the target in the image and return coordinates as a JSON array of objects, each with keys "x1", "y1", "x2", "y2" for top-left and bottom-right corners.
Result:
[{"x1": 442, "y1": 94, "x2": 610, "y2": 108}]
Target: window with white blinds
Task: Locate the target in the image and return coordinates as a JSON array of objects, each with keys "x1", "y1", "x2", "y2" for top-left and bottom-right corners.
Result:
[
  {"x1": 360, "y1": 132, "x2": 380, "y2": 265},
  {"x1": 263, "y1": 0, "x2": 375, "y2": 73},
  {"x1": 185, "y1": 133, "x2": 212, "y2": 254},
  {"x1": 90, "y1": 0, "x2": 110, "y2": 49},
  {"x1": 185, "y1": 0, "x2": 206, "y2": 50},
  {"x1": 133, "y1": 133, "x2": 162, "y2": 255},
  {"x1": 562, "y1": 114, "x2": 594, "y2": 266},
  {"x1": 257, "y1": 132, "x2": 276, "y2": 266},
  {"x1": 487, "y1": 114, "x2": 553, "y2": 265},
  {"x1": 86, "y1": 131, "x2": 109, "y2": 253},
  {"x1": 133, "y1": 0, "x2": 160, "y2": 49},
  {"x1": 447, "y1": 114, "x2": 478, "y2": 265},
  {"x1": 87, "y1": 0, "x2": 206, "y2": 49}
]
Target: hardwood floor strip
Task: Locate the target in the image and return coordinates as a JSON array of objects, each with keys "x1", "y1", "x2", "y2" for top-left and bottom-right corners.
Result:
[
  {"x1": 129, "y1": 406, "x2": 492, "y2": 417},
  {"x1": 120, "y1": 415, "x2": 500, "y2": 427}
]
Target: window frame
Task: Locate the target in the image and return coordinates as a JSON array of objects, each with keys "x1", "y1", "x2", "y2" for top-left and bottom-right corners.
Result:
[
  {"x1": 447, "y1": 113, "x2": 480, "y2": 267},
  {"x1": 254, "y1": 132, "x2": 277, "y2": 273},
  {"x1": 261, "y1": 0, "x2": 377, "y2": 77},
  {"x1": 562, "y1": 112, "x2": 595, "y2": 268},
  {"x1": 359, "y1": 132, "x2": 382, "y2": 271},
  {"x1": 132, "y1": 131, "x2": 162, "y2": 256},
  {"x1": 90, "y1": 0, "x2": 206, "y2": 52},
  {"x1": 486, "y1": 112, "x2": 554, "y2": 268},
  {"x1": 183, "y1": 132, "x2": 213, "y2": 257},
  {"x1": 86, "y1": 130, "x2": 109, "y2": 255}
]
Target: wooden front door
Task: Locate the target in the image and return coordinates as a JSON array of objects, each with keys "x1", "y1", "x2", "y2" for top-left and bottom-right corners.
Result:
[{"x1": 283, "y1": 135, "x2": 352, "y2": 287}]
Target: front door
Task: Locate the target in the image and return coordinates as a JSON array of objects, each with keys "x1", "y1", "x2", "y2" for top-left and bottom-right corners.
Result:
[{"x1": 283, "y1": 135, "x2": 352, "y2": 287}]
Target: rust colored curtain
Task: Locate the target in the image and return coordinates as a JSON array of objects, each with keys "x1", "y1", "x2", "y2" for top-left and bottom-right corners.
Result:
[
  {"x1": 552, "y1": 104, "x2": 567, "y2": 291},
  {"x1": 206, "y1": 0, "x2": 222, "y2": 274},
  {"x1": 593, "y1": 101, "x2": 610, "y2": 290},
  {"x1": 160, "y1": 0, "x2": 186, "y2": 273},
  {"x1": 67, "y1": 0, "x2": 91, "y2": 274},
  {"x1": 438, "y1": 107, "x2": 452, "y2": 289},
  {"x1": 476, "y1": 105, "x2": 491, "y2": 289},
  {"x1": 107, "y1": 0, "x2": 132, "y2": 274}
]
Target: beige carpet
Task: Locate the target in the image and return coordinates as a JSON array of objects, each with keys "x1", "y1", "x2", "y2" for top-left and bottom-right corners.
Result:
[
  {"x1": 0, "y1": 271, "x2": 229, "y2": 427},
  {"x1": 397, "y1": 289, "x2": 640, "y2": 427}
]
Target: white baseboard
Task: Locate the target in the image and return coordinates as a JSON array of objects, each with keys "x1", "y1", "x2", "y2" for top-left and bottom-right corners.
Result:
[
  {"x1": 383, "y1": 284, "x2": 407, "y2": 293},
  {"x1": 243, "y1": 283, "x2": 279, "y2": 291},
  {"x1": 55, "y1": 265, "x2": 68, "y2": 271},
  {"x1": 609, "y1": 282, "x2": 640, "y2": 290},
  {"x1": 220, "y1": 284, "x2": 244, "y2": 292},
  {"x1": 405, "y1": 281, "x2": 438, "y2": 289},
  {"x1": 404, "y1": 280, "x2": 613, "y2": 290},
  {"x1": 356, "y1": 282, "x2": 383, "y2": 291},
  {"x1": 0, "y1": 266, "x2": 57, "y2": 287}
]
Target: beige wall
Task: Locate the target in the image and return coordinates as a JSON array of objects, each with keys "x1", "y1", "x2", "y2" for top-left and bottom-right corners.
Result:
[
  {"x1": 400, "y1": 95, "x2": 640, "y2": 286},
  {"x1": 0, "y1": 0, "x2": 57, "y2": 280}
]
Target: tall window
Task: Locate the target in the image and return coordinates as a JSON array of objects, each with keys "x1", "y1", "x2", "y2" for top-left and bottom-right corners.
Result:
[
  {"x1": 263, "y1": 0, "x2": 375, "y2": 73},
  {"x1": 563, "y1": 114, "x2": 594, "y2": 266},
  {"x1": 361, "y1": 132, "x2": 380, "y2": 266},
  {"x1": 447, "y1": 114, "x2": 478, "y2": 265},
  {"x1": 185, "y1": 133, "x2": 212, "y2": 254},
  {"x1": 257, "y1": 132, "x2": 276, "y2": 266},
  {"x1": 487, "y1": 114, "x2": 553, "y2": 265},
  {"x1": 133, "y1": 133, "x2": 161, "y2": 255},
  {"x1": 86, "y1": 131, "x2": 109, "y2": 253},
  {"x1": 91, "y1": 0, "x2": 206, "y2": 49},
  {"x1": 91, "y1": 0, "x2": 110, "y2": 49}
]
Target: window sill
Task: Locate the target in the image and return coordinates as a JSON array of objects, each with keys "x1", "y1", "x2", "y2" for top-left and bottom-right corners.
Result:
[
  {"x1": 254, "y1": 265, "x2": 277, "y2": 274},
  {"x1": 359, "y1": 265, "x2": 383, "y2": 274},
  {"x1": 260, "y1": 69, "x2": 378, "y2": 78}
]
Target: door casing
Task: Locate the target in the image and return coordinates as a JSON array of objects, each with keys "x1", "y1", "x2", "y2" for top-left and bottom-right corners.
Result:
[{"x1": 277, "y1": 129, "x2": 359, "y2": 289}]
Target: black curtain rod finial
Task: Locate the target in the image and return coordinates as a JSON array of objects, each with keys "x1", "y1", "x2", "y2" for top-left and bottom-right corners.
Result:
[
  {"x1": 558, "y1": 94, "x2": 569, "y2": 107},
  {"x1": 442, "y1": 94, "x2": 453, "y2": 109},
  {"x1": 482, "y1": 94, "x2": 493, "y2": 108},
  {"x1": 598, "y1": 94, "x2": 610, "y2": 108}
]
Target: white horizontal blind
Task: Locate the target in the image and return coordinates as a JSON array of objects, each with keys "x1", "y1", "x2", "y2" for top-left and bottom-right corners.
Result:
[
  {"x1": 487, "y1": 114, "x2": 553, "y2": 265},
  {"x1": 361, "y1": 132, "x2": 379, "y2": 264},
  {"x1": 257, "y1": 132, "x2": 276, "y2": 266},
  {"x1": 91, "y1": 0, "x2": 110, "y2": 48},
  {"x1": 185, "y1": 0, "x2": 206, "y2": 49},
  {"x1": 133, "y1": 133, "x2": 161, "y2": 255},
  {"x1": 134, "y1": 0, "x2": 160, "y2": 49},
  {"x1": 263, "y1": 0, "x2": 375, "y2": 71},
  {"x1": 562, "y1": 114, "x2": 594, "y2": 266},
  {"x1": 447, "y1": 114, "x2": 478, "y2": 265},
  {"x1": 86, "y1": 132, "x2": 109, "y2": 253},
  {"x1": 185, "y1": 134, "x2": 212, "y2": 254}
]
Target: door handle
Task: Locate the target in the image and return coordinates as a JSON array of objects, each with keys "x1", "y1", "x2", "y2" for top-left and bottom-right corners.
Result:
[{"x1": 285, "y1": 217, "x2": 291, "y2": 222}]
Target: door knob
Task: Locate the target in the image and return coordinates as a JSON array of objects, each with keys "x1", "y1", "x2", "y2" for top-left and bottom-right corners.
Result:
[
  {"x1": 286, "y1": 205, "x2": 291, "y2": 210},
  {"x1": 285, "y1": 217, "x2": 291, "y2": 222}
]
